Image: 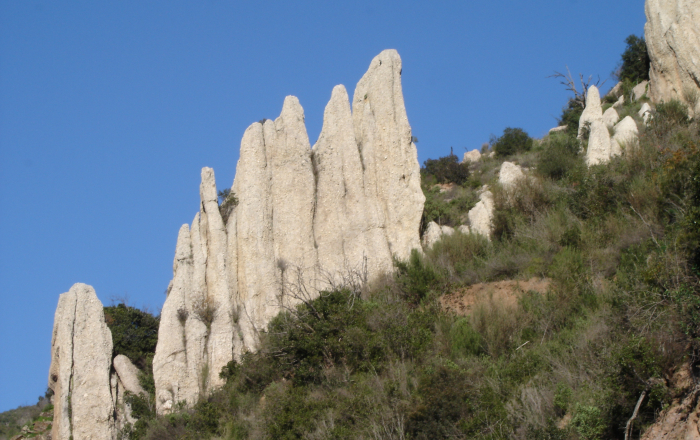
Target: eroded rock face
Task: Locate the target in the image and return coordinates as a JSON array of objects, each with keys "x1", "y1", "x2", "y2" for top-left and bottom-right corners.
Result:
[
  {"x1": 112, "y1": 355, "x2": 144, "y2": 430},
  {"x1": 48, "y1": 283, "x2": 116, "y2": 440},
  {"x1": 152, "y1": 49, "x2": 424, "y2": 414},
  {"x1": 632, "y1": 80, "x2": 650, "y2": 101},
  {"x1": 586, "y1": 120, "x2": 614, "y2": 166},
  {"x1": 639, "y1": 102, "x2": 653, "y2": 124},
  {"x1": 352, "y1": 49, "x2": 425, "y2": 262},
  {"x1": 645, "y1": 0, "x2": 700, "y2": 116},
  {"x1": 578, "y1": 85, "x2": 603, "y2": 139}
]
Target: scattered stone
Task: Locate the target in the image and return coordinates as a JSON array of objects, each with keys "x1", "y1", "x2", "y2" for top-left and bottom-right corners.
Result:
[
  {"x1": 645, "y1": 0, "x2": 700, "y2": 116},
  {"x1": 611, "y1": 116, "x2": 639, "y2": 153},
  {"x1": 585, "y1": 120, "x2": 613, "y2": 166},
  {"x1": 462, "y1": 150, "x2": 482, "y2": 163},
  {"x1": 578, "y1": 85, "x2": 603, "y2": 139},
  {"x1": 602, "y1": 107, "x2": 620, "y2": 128}
]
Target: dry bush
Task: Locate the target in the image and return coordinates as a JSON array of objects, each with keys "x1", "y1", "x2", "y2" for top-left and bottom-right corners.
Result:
[{"x1": 191, "y1": 295, "x2": 218, "y2": 330}]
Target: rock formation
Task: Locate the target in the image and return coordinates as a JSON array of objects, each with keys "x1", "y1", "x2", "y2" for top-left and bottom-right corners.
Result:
[
  {"x1": 468, "y1": 188, "x2": 494, "y2": 239},
  {"x1": 639, "y1": 102, "x2": 653, "y2": 124},
  {"x1": 422, "y1": 221, "x2": 443, "y2": 249},
  {"x1": 462, "y1": 150, "x2": 482, "y2": 163},
  {"x1": 632, "y1": 80, "x2": 650, "y2": 101},
  {"x1": 611, "y1": 116, "x2": 639, "y2": 151},
  {"x1": 48, "y1": 283, "x2": 116, "y2": 440},
  {"x1": 645, "y1": 0, "x2": 700, "y2": 116},
  {"x1": 612, "y1": 95, "x2": 625, "y2": 109},
  {"x1": 112, "y1": 355, "x2": 145, "y2": 429},
  {"x1": 152, "y1": 49, "x2": 424, "y2": 413},
  {"x1": 548, "y1": 126, "x2": 568, "y2": 134},
  {"x1": 458, "y1": 225, "x2": 470, "y2": 235},
  {"x1": 585, "y1": 120, "x2": 614, "y2": 166},
  {"x1": 602, "y1": 107, "x2": 620, "y2": 128},
  {"x1": 498, "y1": 162, "x2": 525, "y2": 189},
  {"x1": 578, "y1": 85, "x2": 603, "y2": 139}
]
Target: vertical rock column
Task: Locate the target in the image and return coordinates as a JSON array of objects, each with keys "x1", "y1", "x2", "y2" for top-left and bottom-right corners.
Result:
[
  {"x1": 48, "y1": 283, "x2": 116, "y2": 440},
  {"x1": 645, "y1": 0, "x2": 700, "y2": 116},
  {"x1": 352, "y1": 49, "x2": 425, "y2": 263},
  {"x1": 313, "y1": 85, "x2": 392, "y2": 287}
]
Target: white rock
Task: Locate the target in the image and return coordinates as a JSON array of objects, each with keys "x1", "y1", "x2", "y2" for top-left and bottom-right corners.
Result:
[
  {"x1": 607, "y1": 82, "x2": 622, "y2": 98},
  {"x1": 645, "y1": 0, "x2": 700, "y2": 117},
  {"x1": 314, "y1": 85, "x2": 392, "y2": 288},
  {"x1": 578, "y1": 85, "x2": 603, "y2": 139},
  {"x1": 462, "y1": 150, "x2": 482, "y2": 163},
  {"x1": 612, "y1": 95, "x2": 625, "y2": 109},
  {"x1": 612, "y1": 116, "x2": 640, "y2": 153},
  {"x1": 422, "y1": 221, "x2": 443, "y2": 249},
  {"x1": 352, "y1": 49, "x2": 425, "y2": 262},
  {"x1": 548, "y1": 126, "x2": 568, "y2": 134},
  {"x1": 458, "y1": 225, "x2": 470, "y2": 235},
  {"x1": 586, "y1": 120, "x2": 613, "y2": 166},
  {"x1": 602, "y1": 107, "x2": 620, "y2": 128},
  {"x1": 48, "y1": 284, "x2": 116, "y2": 440},
  {"x1": 632, "y1": 80, "x2": 650, "y2": 101},
  {"x1": 113, "y1": 355, "x2": 145, "y2": 396},
  {"x1": 441, "y1": 225, "x2": 455, "y2": 236},
  {"x1": 468, "y1": 189, "x2": 494, "y2": 239},
  {"x1": 639, "y1": 102, "x2": 653, "y2": 124},
  {"x1": 498, "y1": 161, "x2": 525, "y2": 189}
]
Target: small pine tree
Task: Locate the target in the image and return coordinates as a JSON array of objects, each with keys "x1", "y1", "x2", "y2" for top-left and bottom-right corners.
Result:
[{"x1": 616, "y1": 35, "x2": 650, "y2": 83}]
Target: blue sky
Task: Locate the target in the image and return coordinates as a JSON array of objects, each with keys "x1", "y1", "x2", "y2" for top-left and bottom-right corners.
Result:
[{"x1": 0, "y1": 1, "x2": 646, "y2": 411}]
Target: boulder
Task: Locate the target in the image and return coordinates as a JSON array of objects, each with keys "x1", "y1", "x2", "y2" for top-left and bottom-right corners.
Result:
[
  {"x1": 578, "y1": 85, "x2": 603, "y2": 139},
  {"x1": 498, "y1": 161, "x2": 525, "y2": 189},
  {"x1": 632, "y1": 80, "x2": 650, "y2": 101},
  {"x1": 585, "y1": 120, "x2": 613, "y2": 166},
  {"x1": 645, "y1": 0, "x2": 700, "y2": 116},
  {"x1": 113, "y1": 355, "x2": 145, "y2": 396},
  {"x1": 468, "y1": 188, "x2": 494, "y2": 239},
  {"x1": 48, "y1": 283, "x2": 116, "y2": 440},
  {"x1": 352, "y1": 49, "x2": 425, "y2": 262},
  {"x1": 548, "y1": 126, "x2": 568, "y2": 134},
  {"x1": 611, "y1": 116, "x2": 639, "y2": 152},
  {"x1": 458, "y1": 225, "x2": 470, "y2": 234},
  {"x1": 422, "y1": 221, "x2": 443, "y2": 249},
  {"x1": 441, "y1": 225, "x2": 455, "y2": 236},
  {"x1": 112, "y1": 355, "x2": 144, "y2": 429},
  {"x1": 606, "y1": 82, "x2": 622, "y2": 98},
  {"x1": 612, "y1": 95, "x2": 625, "y2": 109},
  {"x1": 639, "y1": 102, "x2": 653, "y2": 124},
  {"x1": 462, "y1": 150, "x2": 482, "y2": 163},
  {"x1": 602, "y1": 107, "x2": 620, "y2": 128}
]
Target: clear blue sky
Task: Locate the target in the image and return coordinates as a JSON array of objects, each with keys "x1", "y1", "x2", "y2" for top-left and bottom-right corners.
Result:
[{"x1": 0, "y1": 0, "x2": 646, "y2": 411}]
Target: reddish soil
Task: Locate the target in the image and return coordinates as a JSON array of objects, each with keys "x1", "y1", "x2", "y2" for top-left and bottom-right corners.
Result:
[{"x1": 440, "y1": 278, "x2": 551, "y2": 316}]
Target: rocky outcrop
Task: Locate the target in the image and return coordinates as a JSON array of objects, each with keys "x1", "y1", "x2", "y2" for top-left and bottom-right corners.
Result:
[
  {"x1": 151, "y1": 49, "x2": 424, "y2": 413},
  {"x1": 498, "y1": 162, "x2": 525, "y2": 189},
  {"x1": 48, "y1": 283, "x2": 116, "y2": 440},
  {"x1": 586, "y1": 120, "x2": 614, "y2": 166},
  {"x1": 422, "y1": 222, "x2": 443, "y2": 249},
  {"x1": 352, "y1": 49, "x2": 425, "y2": 262},
  {"x1": 602, "y1": 107, "x2": 620, "y2": 128},
  {"x1": 578, "y1": 85, "x2": 603, "y2": 139},
  {"x1": 611, "y1": 116, "x2": 639, "y2": 151},
  {"x1": 645, "y1": 0, "x2": 700, "y2": 116},
  {"x1": 112, "y1": 355, "x2": 145, "y2": 430},
  {"x1": 548, "y1": 126, "x2": 568, "y2": 134},
  {"x1": 468, "y1": 188, "x2": 494, "y2": 239},
  {"x1": 612, "y1": 95, "x2": 625, "y2": 109},
  {"x1": 462, "y1": 150, "x2": 482, "y2": 163}
]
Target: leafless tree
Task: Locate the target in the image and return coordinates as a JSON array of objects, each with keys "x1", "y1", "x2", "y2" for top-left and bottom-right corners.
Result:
[{"x1": 548, "y1": 66, "x2": 607, "y2": 109}]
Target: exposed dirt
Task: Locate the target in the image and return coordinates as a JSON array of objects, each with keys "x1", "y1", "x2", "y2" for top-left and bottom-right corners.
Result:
[{"x1": 440, "y1": 278, "x2": 551, "y2": 316}]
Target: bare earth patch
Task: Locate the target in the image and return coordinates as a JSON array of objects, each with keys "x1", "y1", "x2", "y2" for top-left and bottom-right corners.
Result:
[{"x1": 440, "y1": 278, "x2": 551, "y2": 316}]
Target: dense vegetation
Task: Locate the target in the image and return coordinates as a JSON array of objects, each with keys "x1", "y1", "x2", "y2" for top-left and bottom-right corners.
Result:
[
  {"x1": 616, "y1": 35, "x2": 650, "y2": 84},
  {"x1": 119, "y1": 86, "x2": 700, "y2": 439}
]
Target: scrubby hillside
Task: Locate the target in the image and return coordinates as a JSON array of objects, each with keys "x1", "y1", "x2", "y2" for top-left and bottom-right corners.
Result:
[{"x1": 113, "y1": 61, "x2": 700, "y2": 439}]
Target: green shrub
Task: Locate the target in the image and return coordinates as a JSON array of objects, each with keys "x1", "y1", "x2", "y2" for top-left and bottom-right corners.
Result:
[
  {"x1": 492, "y1": 127, "x2": 534, "y2": 157},
  {"x1": 537, "y1": 133, "x2": 582, "y2": 180},
  {"x1": 558, "y1": 99, "x2": 584, "y2": 137},
  {"x1": 571, "y1": 404, "x2": 606, "y2": 440},
  {"x1": 103, "y1": 304, "x2": 159, "y2": 370},
  {"x1": 616, "y1": 35, "x2": 650, "y2": 84},
  {"x1": 648, "y1": 99, "x2": 691, "y2": 137},
  {"x1": 394, "y1": 249, "x2": 442, "y2": 305},
  {"x1": 421, "y1": 150, "x2": 470, "y2": 185},
  {"x1": 218, "y1": 188, "x2": 238, "y2": 224},
  {"x1": 449, "y1": 318, "x2": 484, "y2": 358}
]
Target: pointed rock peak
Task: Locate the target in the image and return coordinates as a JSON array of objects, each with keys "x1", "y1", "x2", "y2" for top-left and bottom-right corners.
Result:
[
  {"x1": 280, "y1": 95, "x2": 304, "y2": 121},
  {"x1": 326, "y1": 84, "x2": 352, "y2": 114},
  {"x1": 370, "y1": 49, "x2": 401, "y2": 71},
  {"x1": 586, "y1": 85, "x2": 601, "y2": 105},
  {"x1": 174, "y1": 224, "x2": 192, "y2": 264},
  {"x1": 200, "y1": 167, "x2": 218, "y2": 204}
]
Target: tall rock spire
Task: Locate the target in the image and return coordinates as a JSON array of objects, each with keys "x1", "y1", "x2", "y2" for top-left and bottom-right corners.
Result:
[{"x1": 352, "y1": 49, "x2": 425, "y2": 262}]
